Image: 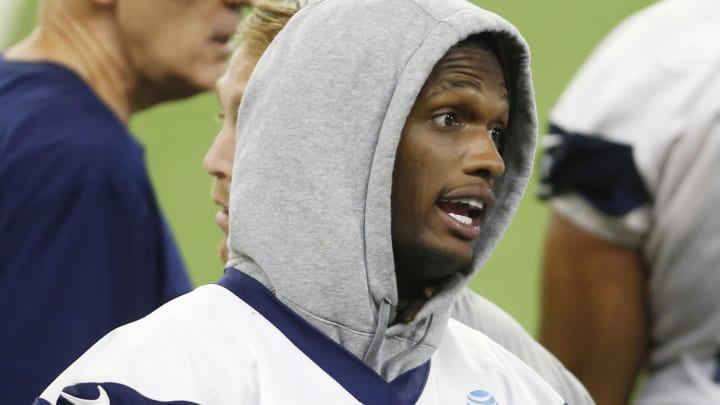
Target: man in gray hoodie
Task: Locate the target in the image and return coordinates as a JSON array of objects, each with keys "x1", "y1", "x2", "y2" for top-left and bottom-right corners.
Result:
[
  {"x1": 37, "y1": 0, "x2": 578, "y2": 403},
  {"x1": 205, "y1": 1, "x2": 593, "y2": 403}
]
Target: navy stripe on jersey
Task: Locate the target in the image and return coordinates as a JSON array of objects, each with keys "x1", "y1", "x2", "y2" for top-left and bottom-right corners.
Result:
[
  {"x1": 217, "y1": 268, "x2": 430, "y2": 404},
  {"x1": 539, "y1": 123, "x2": 650, "y2": 216},
  {"x1": 34, "y1": 383, "x2": 197, "y2": 405}
]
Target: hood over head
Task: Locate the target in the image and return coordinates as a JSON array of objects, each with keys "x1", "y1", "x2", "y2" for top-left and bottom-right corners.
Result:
[{"x1": 228, "y1": 0, "x2": 536, "y2": 380}]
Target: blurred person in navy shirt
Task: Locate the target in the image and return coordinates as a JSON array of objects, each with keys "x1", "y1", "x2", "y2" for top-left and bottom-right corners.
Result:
[{"x1": 0, "y1": 0, "x2": 249, "y2": 403}]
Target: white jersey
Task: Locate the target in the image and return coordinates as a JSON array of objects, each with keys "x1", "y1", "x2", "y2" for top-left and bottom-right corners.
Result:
[
  {"x1": 540, "y1": 0, "x2": 720, "y2": 402},
  {"x1": 36, "y1": 271, "x2": 565, "y2": 405},
  {"x1": 452, "y1": 290, "x2": 594, "y2": 404}
]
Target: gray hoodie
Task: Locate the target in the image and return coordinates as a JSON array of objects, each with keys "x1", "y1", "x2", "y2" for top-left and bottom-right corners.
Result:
[{"x1": 228, "y1": 0, "x2": 537, "y2": 380}]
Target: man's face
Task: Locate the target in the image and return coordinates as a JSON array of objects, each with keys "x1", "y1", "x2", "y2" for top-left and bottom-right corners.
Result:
[
  {"x1": 203, "y1": 45, "x2": 257, "y2": 262},
  {"x1": 391, "y1": 46, "x2": 508, "y2": 292},
  {"x1": 116, "y1": 0, "x2": 249, "y2": 100}
]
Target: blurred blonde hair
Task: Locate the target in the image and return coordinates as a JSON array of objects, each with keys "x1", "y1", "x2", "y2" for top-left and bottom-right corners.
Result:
[{"x1": 237, "y1": 0, "x2": 311, "y2": 59}]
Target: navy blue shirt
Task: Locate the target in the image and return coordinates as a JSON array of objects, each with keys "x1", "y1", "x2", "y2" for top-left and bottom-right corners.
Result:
[{"x1": 0, "y1": 57, "x2": 192, "y2": 404}]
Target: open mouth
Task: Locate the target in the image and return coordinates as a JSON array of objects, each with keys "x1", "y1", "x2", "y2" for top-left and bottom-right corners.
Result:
[
  {"x1": 215, "y1": 206, "x2": 229, "y2": 232},
  {"x1": 436, "y1": 198, "x2": 484, "y2": 227},
  {"x1": 211, "y1": 195, "x2": 230, "y2": 231},
  {"x1": 435, "y1": 196, "x2": 490, "y2": 241}
]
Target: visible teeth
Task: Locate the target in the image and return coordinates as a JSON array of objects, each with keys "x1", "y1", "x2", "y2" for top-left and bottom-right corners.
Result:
[
  {"x1": 449, "y1": 213, "x2": 472, "y2": 225},
  {"x1": 448, "y1": 198, "x2": 484, "y2": 210}
]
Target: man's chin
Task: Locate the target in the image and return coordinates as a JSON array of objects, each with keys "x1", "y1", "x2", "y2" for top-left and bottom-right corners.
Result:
[
  {"x1": 405, "y1": 243, "x2": 476, "y2": 285},
  {"x1": 136, "y1": 73, "x2": 209, "y2": 108},
  {"x1": 428, "y1": 240, "x2": 476, "y2": 273},
  {"x1": 185, "y1": 63, "x2": 227, "y2": 93}
]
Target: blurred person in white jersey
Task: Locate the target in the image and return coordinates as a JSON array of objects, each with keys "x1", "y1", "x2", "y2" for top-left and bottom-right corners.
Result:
[
  {"x1": 39, "y1": 0, "x2": 575, "y2": 402},
  {"x1": 539, "y1": 0, "x2": 720, "y2": 404},
  {"x1": 0, "y1": 0, "x2": 248, "y2": 403},
  {"x1": 205, "y1": 1, "x2": 594, "y2": 403}
]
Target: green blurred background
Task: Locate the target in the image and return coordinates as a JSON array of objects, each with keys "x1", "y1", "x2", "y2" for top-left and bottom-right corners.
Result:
[{"x1": 2, "y1": 0, "x2": 655, "y2": 335}]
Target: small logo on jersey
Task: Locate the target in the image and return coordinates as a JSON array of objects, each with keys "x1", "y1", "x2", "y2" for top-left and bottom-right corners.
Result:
[
  {"x1": 466, "y1": 389, "x2": 498, "y2": 405},
  {"x1": 59, "y1": 385, "x2": 110, "y2": 405}
]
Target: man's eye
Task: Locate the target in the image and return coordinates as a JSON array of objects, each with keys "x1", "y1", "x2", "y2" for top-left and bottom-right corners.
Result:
[
  {"x1": 431, "y1": 112, "x2": 460, "y2": 128},
  {"x1": 490, "y1": 127, "x2": 506, "y2": 153}
]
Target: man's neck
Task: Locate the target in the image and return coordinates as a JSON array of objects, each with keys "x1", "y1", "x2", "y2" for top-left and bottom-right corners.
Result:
[
  {"x1": 394, "y1": 271, "x2": 448, "y2": 324},
  {"x1": 6, "y1": 6, "x2": 135, "y2": 124}
]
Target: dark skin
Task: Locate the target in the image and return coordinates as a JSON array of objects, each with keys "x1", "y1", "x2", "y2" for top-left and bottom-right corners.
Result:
[
  {"x1": 541, "y1": 212, "x2": 649, "y2": 405},
  {"x1": 391, "y1": 45, "x2": 509, "y2": 322}
]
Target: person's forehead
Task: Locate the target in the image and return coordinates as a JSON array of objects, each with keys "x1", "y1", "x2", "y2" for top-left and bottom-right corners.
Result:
[
  {"x1": 420, "y1": 47, "x2": 507, "y2": 98},
  {"x1": 433, "y1": 47, "x2": 504, "y2": 81}
]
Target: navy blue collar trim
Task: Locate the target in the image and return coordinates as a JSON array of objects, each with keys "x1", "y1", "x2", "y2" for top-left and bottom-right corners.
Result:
[{"x1": 217, "y1": 268, "x2": 430, "y2": 404}]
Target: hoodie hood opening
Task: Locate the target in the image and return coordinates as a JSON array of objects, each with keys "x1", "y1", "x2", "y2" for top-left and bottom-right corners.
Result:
[{"x1": 227, "y1": 0, "x2": 536, "y2": 380}]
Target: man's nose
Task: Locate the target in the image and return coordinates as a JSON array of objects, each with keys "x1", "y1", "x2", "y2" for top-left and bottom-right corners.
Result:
[
  {"x1": 203, "y1": 132, "x2": 234, "y2": 180},
  {"x1": 461, "y1": 129, "x2": 505, "y2": 180}
]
